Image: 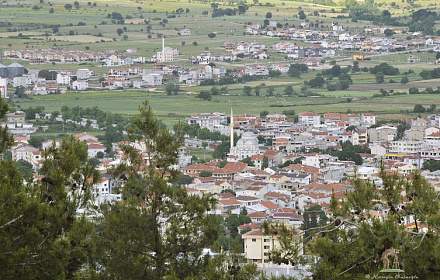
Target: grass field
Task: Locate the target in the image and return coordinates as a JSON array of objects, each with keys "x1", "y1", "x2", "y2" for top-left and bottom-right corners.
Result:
[{"x1": 2, "y1": 0, "x2": 440, "y2": 127}]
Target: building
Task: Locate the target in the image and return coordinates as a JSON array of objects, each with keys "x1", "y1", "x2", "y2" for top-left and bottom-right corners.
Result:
[
  {"x1": 0, "y1": 78, "x2": 7, "y2": 98},
  {"x1": 298, "y1": 112, "x2": 321, "y2": 126},
  {"x1": 186, "y1": 112, "x2": 227, "y2": 131},
  {"x1": 242, "y1": 228, "x2": 303, "y2": 264},
  {"x1": 72, "y1": 80, "x2": 88, "y2": 90},
  {"x1": 229, "y1": 132, "x2": 260, "y2": 160}
]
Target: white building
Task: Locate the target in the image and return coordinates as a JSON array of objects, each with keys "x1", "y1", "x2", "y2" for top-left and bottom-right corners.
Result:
[
  {"x1": 57, "y1": 73, "x2": 71, "y2": 86},
  {"x1": 186, "y1": 112, "x2": 227, "y2": 131},
  {"x1": 76, "y1": 69, "x2": 92, "y2": 80},
  {"x1": 143, "y1": 73, "x2": 163, "y2": 86},
  {"x1": 298, "y1": 112, "x2": 321, "y2": 126},
  {"x1": 72, "y1": 80, "x2": 88, "y2": 90},
  {"x1": 0, "y1": 78, "x2": 7, "y2": 98},
  {"x1": 229, "y1": 132, "x2": 260, "y2": 160},
  {"x1": 390, "y1": 140, "x2": 424, "y2": 155}
]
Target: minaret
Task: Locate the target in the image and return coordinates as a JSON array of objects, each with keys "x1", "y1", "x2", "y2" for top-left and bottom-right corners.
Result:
[
  {"x1": 230, "y1": 108, "x2": 234, "y2": 149},
  {"x1": 161, "y1": 37, "x2": 165, "y2": 62}
]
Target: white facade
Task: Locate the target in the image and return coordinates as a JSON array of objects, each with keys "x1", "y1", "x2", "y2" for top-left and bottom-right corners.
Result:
[
  {"x1": 72, "y1": 80, "x2": 88, "y2": 90},
  {"x1": 57, "y1": 73, "x2": 71, "y2": 85},
  {"x1": 229, "y1": 132, "x2": 260, "y2": 160},
  {"x1": 143, "y1": 73, "x2": 163, "y2": 86},
  {"x1": 186, "y1": 112, "x2": 227, "y2": 131},
  {"x1": 76, "y1": 69, "x2": 92, "y2": 80},
  {"x1": 390, "y1": 140, "x2": 424, "y2": 155},
  {"x1": 298, "y1": 112, "x2": 321, "y2": 126},
  {"x1": 0, "y1": 78, "x2": 7, "y2": 98}
]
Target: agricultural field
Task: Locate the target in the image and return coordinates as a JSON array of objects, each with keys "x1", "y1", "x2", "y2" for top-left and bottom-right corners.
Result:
[{"x1": 1, "y1": 0, "x2": 440, "y2": 126}]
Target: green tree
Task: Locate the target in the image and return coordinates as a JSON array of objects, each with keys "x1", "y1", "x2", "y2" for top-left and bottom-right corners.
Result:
[
  {"x1": 241, "y1": 157, "x2": 254, "y2": 166},
  {"x1": 208, "y1": 32, "x2": 216, "y2": 39},
  {"x1": 243, "y1": 86, "x2": 252, "y2": 96},
  {"x1": 260, "y1": 110, "x2": 269, "y2": 118},
  {"x1": 165, "y1": 83, "x2": 180, "y2": 95},
  {"x1": 0, "y1": 132, "x2": 100, "y2": 279},
  {"x1": 375, "y1": 71, "x2": 385, "y2": 84},
  {"x1": 413, "y1": 104, "x2": 425, "y2": 113},
  {"x1": 284, "y1": 85, "x2": 294, "y2": 96},
  {"x1": 64, "y1": 3, "x2": 72, "y2": 10},
  {"x1": 311, "y1": 167, "x2": 440, "y2": 279},
  {"x1": 401, "y1": 76, "x2": 409, "y2": 85},
  {"x1": 266, "y1": 86, "x2": 275, "y2": 96},
  {"x1": 262, "y1": 155, "x2": 269, "y2": 169},
  {"x1": 96, "y1": 101, "x2": 220, "y2": 279}
]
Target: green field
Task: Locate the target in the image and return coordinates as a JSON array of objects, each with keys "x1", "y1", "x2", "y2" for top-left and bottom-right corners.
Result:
[{"x1": 2, "y1": 0, "x2": 440, "y2": 125}]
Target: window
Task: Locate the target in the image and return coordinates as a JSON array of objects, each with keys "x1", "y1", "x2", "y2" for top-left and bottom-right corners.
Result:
[
  {"x1": 264, "y1": 239, "x2": 269, "y2": 242},
  {"x1": 252, "y1": 238, "x2": 256, "y2": 242},
  {"x1": 264, "y1": 246, "x2": 270, "y2": 249}
]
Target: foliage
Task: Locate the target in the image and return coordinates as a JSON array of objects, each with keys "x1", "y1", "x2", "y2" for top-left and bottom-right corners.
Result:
[
  {"x1": 422, "y1": 159, "x2": 440, "y2": 172},
  {"x1": 263, "y1": 222, "x2": 302, "y2": 266},
  {"x1": 0, "y1": 134, "x2": 99, "y2": 279},
  {"x1": 200, "y1": 170, "x2": 213, "y2": 177},
  {"x1": 287, "y1": 64, "x2": 308, "y2": 78},
  {"x1": 413, "y1": 104, "x2": 425, "y2": 113},
  {"x1": 369, "y1": 63, "x2": 399, "y2": 75},
  {"x1": 165, "y1": 83, "x2": 180, "y2": 95},
  {"x1": 97, "y1": 101, "x2": 220, "y2": 279},
  {"x1": 241, "y1": 157, "x2": 254, "y2": 167},
  {"x1": 197, "y1": 90, "x2": 212, "y2": 101},
  {"x1": 311, "y1": 167, "x2": 440, "y2": 279}
]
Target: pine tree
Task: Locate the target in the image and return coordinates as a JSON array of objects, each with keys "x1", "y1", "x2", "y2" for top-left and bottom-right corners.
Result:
[
  {"x1": 0, "y1": 93, "x2": 100, "y2": 280},
  {"x1": 95, "y1": 101, "x2": 220, "y2": 279}
]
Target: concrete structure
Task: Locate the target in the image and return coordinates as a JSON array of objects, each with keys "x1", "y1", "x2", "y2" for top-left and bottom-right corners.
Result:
[
  {"x1": 229, "y1": 132, "x2": 260, "y2": 160},
  {"x1": 0, "y1": 77, "x2": 7, "y2": 98}
]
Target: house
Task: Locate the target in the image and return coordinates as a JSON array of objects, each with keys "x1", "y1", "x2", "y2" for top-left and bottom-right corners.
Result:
[
  {"x1": 353, "y1": 54, "x2": 366, "y2": 61},
  {"x1": 179, "y1": 28, "x2": 191, "y2": 35},
  {"x1": 72, "y1": 80, "x2": 88, "y2": 90},
  {"x1": 407, "y1": 55, "x2": 420, "y2": 63}
]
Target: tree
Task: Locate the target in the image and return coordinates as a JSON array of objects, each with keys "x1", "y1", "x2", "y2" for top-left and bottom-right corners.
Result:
[
  {"x1": 243, "y1": 86, "x2": 252, "y2": 96},
  {"x1": 311, "y1": 167, "x2": 440, "y2": 279},
  {"x1": 0, "y1": 129, "x2": 100, "y2": 279},
  {"x1": 96, "y1": 101, "x2": 219, "y2": 279},
  {"x1": 241, "y1": 157, "x2": 254, "y2": 166},
  {"x1": 197, "y1": 90, "x2": 211, "y2": 101},
  {"x1": 260, "y1": 110, "x2": 269, "y2": 118},
  {"x1": 401, "y1": 76, "x2": 409, "y2": 85},
  {"x1": 165, "y1": 83, "x2": 180, "y2": 95},
  {"x1": 116, "y1": 28, "x2": 123, "y2": 36},
  {"x1": 64, "y1": 3, "x2": 72, "y2": 10},
  {"x1": 202, "y1": 141, "x2": 208, "y2": 160},
  {"x1": 409, "y1": 87, "x2": 420, "y2": 95},
  {"x1": 307, "y1": 76, "x2": 325, "y2": 88},
  {"x1": 384, "y1": 28, "x2": 394, "y2": 37},
  {"x1": 266, "y1": 86, "x2": 275, "y2": 96},
  {"x1": 288, "y1": 63, "x2": 308, "y2": 78},
  {"x1": 263, "y1": 222, "x2": 302, "y2": 266},
  {"x1": 413, "y1": 104, "x2": 426, "y2": 113},
  {"x1": 49, "y1": 7, "x2": 54, "y2": 13},
  {"x1": 284, "y1": 85, "x2": 294, "y2": 96},
  {"x1": 208, "y1": 32, "x2": 216, "y2": 39},
  {"x1": 254, "y1": 86, "x2": 261, "y2": 96},
  {"x1": 265, "y1": 12, "x2": 272, "y2": 19},
  {"x1": 262, "y1": 155, "x2": 269, "y2": 169},
  {"x1": 375, "y1": 71, "x2": 385, "y2": 84},
  {"x1": 298, "y1": 10, "x2": 306, "y2": 19}
]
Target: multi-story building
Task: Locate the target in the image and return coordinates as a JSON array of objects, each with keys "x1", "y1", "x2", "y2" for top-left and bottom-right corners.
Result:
[{"x1": 298, "y1": 112, "x2": 321, "y2": 126}]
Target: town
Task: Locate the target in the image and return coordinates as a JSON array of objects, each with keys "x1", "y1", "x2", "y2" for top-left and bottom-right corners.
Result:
[{"x1": 1, "y1": 0, "x2": 440, "y2": 278}]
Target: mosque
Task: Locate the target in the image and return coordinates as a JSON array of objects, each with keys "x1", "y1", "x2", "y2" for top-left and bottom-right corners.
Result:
[{"x1": 228, "y1": 109, "x2": 260, "y2": 160}]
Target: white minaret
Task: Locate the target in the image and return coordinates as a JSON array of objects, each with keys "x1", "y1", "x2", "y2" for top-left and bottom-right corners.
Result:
[
  {"x1": 230, "y1": 108, "x2": 234, "y2": 149},
  {"x1": 161, "y1": 37, "x2": 165, "y2": 62}
]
